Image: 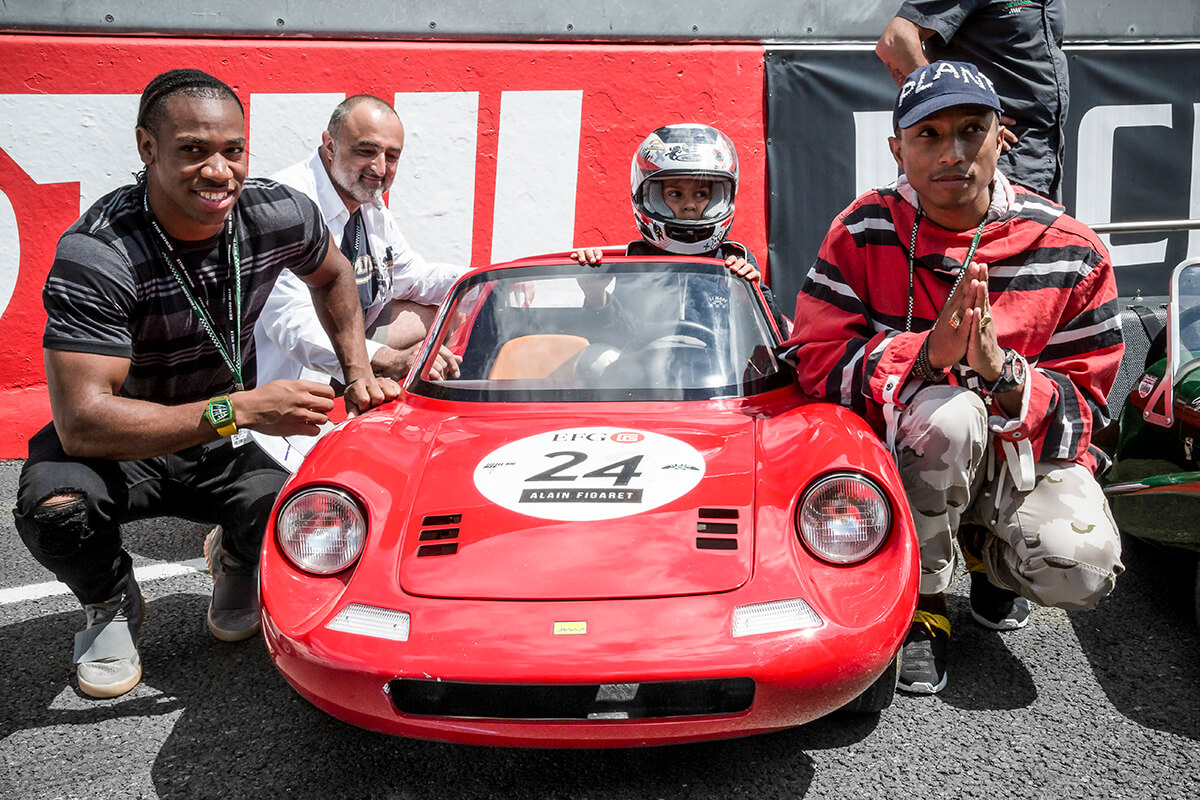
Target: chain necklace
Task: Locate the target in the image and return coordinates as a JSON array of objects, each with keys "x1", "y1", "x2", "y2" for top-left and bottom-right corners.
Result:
[{"x1": 904, "y1": 207, "x2": 987, "y2": 333}]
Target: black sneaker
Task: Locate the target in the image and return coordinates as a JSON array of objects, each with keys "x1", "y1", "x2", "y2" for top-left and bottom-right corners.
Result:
[
  {"x1": 898, "y1": 609, "x2": 950, "y2": 695},
  {"x1": 204, "y1": 526, "x2": 261, "y2": 642},
  {"x1": 969, "y1": 571, "x2": 1031, "y2": 631},
  {"x1": 957, "y1": 524, "x2": 988, "y2": 572}
]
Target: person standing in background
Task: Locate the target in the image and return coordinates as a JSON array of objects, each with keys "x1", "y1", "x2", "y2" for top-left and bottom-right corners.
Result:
[{"x1": 876, "y1": 0, "x2": 1069, "y2": 201}]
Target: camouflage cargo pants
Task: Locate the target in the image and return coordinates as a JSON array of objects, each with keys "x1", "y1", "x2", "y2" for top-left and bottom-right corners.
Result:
[{"x1": 894, "y1": 385, "x2": 1123, "y2": 609}]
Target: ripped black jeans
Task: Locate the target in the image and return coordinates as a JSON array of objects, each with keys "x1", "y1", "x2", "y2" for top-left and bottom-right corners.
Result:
[{"x1": 13, "y1": 423, "x2": 288, "y2": 605}]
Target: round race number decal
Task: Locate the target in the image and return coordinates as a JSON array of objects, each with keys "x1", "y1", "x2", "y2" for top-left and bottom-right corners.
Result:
[{"x1": 474, "y1": 427, "x2": 706, "y2": 521}]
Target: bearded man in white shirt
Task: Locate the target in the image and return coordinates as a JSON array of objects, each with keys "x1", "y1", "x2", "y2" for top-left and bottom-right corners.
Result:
[
  {"x1": 253, "y1": 94, "x2": 465, "y2": 466},
  {"x1": 257, "y1": 95, "x2": 464, "y2": 387}
]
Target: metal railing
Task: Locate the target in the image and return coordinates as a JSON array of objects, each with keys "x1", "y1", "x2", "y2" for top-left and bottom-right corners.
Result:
[{"x1": 1089, "y1": 219, "x2": 1200, "y2": 235}]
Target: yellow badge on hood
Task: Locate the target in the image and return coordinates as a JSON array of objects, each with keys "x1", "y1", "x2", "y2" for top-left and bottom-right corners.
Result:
[{"x1": 554, "y1": 621, "x2": 588, "y2": 635}]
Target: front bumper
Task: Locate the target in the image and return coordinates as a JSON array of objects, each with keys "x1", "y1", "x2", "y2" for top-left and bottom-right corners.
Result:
[{"x1": 261, "y1": 584, "x2": 912, "y2": 747}]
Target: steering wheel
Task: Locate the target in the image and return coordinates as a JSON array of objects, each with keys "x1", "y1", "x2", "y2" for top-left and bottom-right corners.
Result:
[{"x1": 625, "y1": 319, "x2": 719, "y2": 352}]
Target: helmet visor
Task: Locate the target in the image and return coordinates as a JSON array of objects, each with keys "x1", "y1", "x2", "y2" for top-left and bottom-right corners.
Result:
[{"x1": 639, "y1": 175, "x2": 735, "y2": 226}]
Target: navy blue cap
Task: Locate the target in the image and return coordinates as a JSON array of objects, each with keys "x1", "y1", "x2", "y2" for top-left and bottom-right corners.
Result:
[{"x1": 893, "y1": 60, "x2": 1002, "y2": 131}]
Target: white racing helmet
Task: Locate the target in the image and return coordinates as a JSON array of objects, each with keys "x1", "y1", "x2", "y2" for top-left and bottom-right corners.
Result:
[{"x1": 630, "y1": 123, "x2": 738, "y2": 255}]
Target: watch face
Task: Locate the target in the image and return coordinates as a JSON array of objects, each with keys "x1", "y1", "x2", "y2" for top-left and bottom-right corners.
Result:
[
  {"x1": 209, "y1": 400, "x2": 233, "y2": 425},
  {"x1": 1011, "y1": 356, "x2": 1026, "y2": 384},
  {"x1": 995, "y1": 351, "x2": 1025, "y2": 393}
]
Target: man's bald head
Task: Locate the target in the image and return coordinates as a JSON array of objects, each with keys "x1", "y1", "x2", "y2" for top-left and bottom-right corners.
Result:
[{"x1": 327, "y1": 95, "x2": 400, "y2": 139}]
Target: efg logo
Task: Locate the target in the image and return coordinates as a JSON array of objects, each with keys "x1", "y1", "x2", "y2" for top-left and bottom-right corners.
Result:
[
  {"x1": 551, "y1": 432, "x2": 609, "y2": 442},
  {"x1": 549, "y1": 430, "x2": 646, "y2": 444}
]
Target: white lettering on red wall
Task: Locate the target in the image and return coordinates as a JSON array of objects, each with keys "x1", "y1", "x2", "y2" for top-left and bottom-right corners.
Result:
[{"x1": 0, "y1": 36, "x2": 766, "y2": 456}]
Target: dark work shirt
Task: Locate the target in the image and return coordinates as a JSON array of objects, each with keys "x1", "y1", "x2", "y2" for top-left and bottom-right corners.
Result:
[
  {"x1": 897, "y1": 0, "x2": 1069, "y2": 200},
  {"x1": 43, "y1": 179, "x2": 329, "y2": 403}
]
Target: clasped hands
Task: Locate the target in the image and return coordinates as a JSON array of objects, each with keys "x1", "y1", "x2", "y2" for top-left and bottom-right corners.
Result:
[{"x1": 928, "y1": 261, "x2": 1004, "y2": 384}]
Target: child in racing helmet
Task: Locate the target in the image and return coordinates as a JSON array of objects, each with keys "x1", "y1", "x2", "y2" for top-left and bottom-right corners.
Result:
[
  {"x1": 572, "y1": 123, "x2": 787, "y2": 330},
  {"x1": 572, "y1": 123, "x2": 755, "y2": 275}
]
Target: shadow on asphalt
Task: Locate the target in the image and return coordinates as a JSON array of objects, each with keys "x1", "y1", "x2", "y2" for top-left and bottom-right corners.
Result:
[
  {"x1": 1, "y1": 594, "x2": 889, "y2": 799},
  {"x1": 0, "y1": 595, "x2": 189, "y2": 742},
  {"x1": 932, "y1": 589, "x2": 1038, "y2": 711},
  {"x1": 0, "y1": 514, "x2": 1047, "y2": 797},
  {"x1": 122, "y1": 518, "x2": 214, "y2": 564},
  {"x1": 1069, "y1": 532, "x2": 1200, "y2": 741}
]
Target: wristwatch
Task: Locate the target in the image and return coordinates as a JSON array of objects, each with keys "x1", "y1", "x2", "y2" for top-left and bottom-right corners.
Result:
[
  {"x1": 204, "y1": 395, "x2": 238, "y2": 437},
  {"x1": 990, "y1": 349, "x2": 1027, "y2": 395}
]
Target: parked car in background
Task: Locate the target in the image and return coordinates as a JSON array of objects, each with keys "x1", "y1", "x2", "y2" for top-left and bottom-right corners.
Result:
[{"x1": 1103, "y1": 257, "x2": 1200, "y2": 625}]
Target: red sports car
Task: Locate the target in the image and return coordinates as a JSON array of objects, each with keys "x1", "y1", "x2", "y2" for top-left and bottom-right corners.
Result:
[{"x1": 259, "y1": 253, "x2": 919, "y2": 747}]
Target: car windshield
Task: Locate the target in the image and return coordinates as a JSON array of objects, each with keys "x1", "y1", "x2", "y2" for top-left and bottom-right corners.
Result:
[{"x1": 410, "y1": 259, "x2": 788, "y2": 402}]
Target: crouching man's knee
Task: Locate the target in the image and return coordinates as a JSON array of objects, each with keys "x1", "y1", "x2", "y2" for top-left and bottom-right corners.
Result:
[
  {"x1": 14, "y1": 488, "x2": 133, "y2": 604},
  {"x1": 14, "y1": 492, "x2": 90, "y2": 559},
  {"x1": 1016, "y1": 523, "x2": 1124, "y2": 611},
  {"x1": 40, "y1": 492, "x2": 86, "y2": 510}
]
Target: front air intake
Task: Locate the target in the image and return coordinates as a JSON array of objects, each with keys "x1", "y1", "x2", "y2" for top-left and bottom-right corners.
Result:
[{"x1": 389, "y1": 678, "x2": 755, "y2": 720}]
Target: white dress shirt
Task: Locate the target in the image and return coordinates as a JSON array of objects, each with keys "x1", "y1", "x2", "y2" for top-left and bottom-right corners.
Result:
[
  {"x1": 254, "y1": 148, "x2": 466, "y2": 387},
  {"x1": 250, "y1": 149, "x2": 466, "y2": 468}
]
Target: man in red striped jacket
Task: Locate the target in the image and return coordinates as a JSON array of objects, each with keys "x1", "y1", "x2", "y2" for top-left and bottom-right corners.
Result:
[{"x1": 782, "y1": 60, "x2": 1124, "y2": 695}]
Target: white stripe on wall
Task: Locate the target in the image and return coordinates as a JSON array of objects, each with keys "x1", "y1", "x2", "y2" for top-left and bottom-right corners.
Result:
[{"x1": 490, "y1": 90, "x2": 583, "y2": 263}]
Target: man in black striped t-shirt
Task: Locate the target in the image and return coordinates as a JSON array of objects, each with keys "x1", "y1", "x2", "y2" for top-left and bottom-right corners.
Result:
[{"x1": 13, "y1": 69, "x2": 399, "y2": 699}]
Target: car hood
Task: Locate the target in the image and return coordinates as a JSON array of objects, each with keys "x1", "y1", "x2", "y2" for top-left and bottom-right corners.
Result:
[{"x1": 397, "y1": 411, "x2": 756, "y2": 601}]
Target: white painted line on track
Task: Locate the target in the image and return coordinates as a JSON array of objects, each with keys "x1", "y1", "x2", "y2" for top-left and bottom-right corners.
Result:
[{"x1": 0, "y1": 557, "x2": 209, "y2": 606}]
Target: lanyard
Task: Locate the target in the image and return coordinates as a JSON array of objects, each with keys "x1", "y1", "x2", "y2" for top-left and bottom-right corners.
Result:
[
  {"x1": 144, "y1": 192, "x2": 245, "y2": 391},
  {"x1": 904, "y1": 208, "x2": 987, "y2": 333}
]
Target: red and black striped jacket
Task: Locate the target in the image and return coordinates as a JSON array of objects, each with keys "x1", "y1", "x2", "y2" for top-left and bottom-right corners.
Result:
[{"x1": 781, "y1": 178, "x2": 1123, "y2": 475}]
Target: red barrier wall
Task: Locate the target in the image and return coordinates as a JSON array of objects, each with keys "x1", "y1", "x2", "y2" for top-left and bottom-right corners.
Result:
[{"x1": 0, "y1": 35, "x2": 768, "y2": 459}]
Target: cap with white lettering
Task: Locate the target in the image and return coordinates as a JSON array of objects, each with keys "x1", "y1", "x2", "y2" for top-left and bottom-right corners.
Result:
[{"x1": 893, "y1": 60, "x2": 1003, "y2": 131}]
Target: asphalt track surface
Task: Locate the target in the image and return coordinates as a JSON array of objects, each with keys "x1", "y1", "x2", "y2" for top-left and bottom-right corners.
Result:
[{"x1": 2, "y1": 459, "x2": 1199, "y2": 800}]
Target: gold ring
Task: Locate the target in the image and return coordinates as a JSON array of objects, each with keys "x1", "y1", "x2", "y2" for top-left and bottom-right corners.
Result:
[
  {"x1": 948, "y1": 311, "x2": 962, "y2": 330},
  {"x1": 980, "y1": 313, "x2": 993, "y2": 331}
]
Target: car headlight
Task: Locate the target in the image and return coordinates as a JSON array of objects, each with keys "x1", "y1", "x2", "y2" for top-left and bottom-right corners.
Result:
[
  {"x1": 795, "y1": 472, "x2": 891, "y2": 564},
  {"x1": 276, "y1": 488, "x2": 366, "y2": 574}
]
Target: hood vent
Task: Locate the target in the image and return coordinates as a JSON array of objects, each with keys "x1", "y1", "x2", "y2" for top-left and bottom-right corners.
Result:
[
  {"x1": 696, "y1": 508, "x2": 739, "y2": 550},
  {"x1": 419, "y1": 528, "x2": 459, "y2": 541},
  {"x1": 417, "y1": 514, "x2": 462, "y2": 557}
]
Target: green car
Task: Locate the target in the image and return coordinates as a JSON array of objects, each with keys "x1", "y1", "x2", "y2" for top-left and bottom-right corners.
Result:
[{"x1": 1103, "y1": 257, "x2": 1200, "y2": 622}]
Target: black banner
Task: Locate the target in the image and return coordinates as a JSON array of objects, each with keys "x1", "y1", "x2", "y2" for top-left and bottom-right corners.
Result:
[{"x1": 765, "y1": 46, "x2": 1200, "y2": 305}]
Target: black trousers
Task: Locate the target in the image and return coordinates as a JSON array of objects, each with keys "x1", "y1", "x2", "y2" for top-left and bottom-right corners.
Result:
[{"x1": 13, "y1": 423, "x2": 288, "y2": 605}]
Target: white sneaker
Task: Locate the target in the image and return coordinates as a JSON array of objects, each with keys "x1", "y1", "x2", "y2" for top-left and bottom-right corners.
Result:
[{"x1": 74, "y1": 572, "x2": 145, "y2": 698}]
